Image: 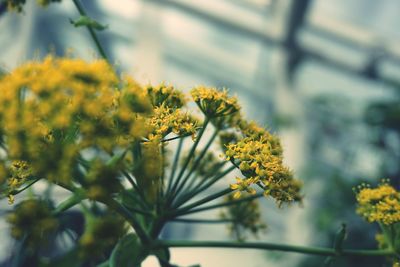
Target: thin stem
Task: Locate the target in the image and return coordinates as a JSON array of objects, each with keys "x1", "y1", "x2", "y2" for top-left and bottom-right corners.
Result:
[
  {"x1": 162, "y1": 134, "x2": 190, "y2": 143},
  {"x1": 155, "y1": 240, "x2": 395, "y2": 257},
  {"x1": 172, "y1": 188, "x2": 232, "y2": 218},
  {"x1": 186, "y1": 161, "x2": 227, "y2": 193},
  {"x1": 173, "y1": 165, "x2": 236, "y2": 209},
  {"x1": 72, "y1": 0, "x2": 108, "y2": 61},
  {"x1": 121, "y1": 170, "x2": 150, "y2": 210},
  {"x1": 171, "y1": 128, "x2": 219, "y2": 201},
  {"x1": 171, "y1": 218, "x2": 234, "y2": 224},
  {"x1": 159, "y1": 143, "x2": 166, "y2": 200},
  {"x1": 166, "y1": 138, "x2": 184, "y2": 195},
  {"x1": 192, "y1": 165, "x2": 236, "y2": 197},
  {"x1": 102, "y1": 197, "x2": 150, "y2": 244},
  {"x1": 54, "y1": 181, "x2": 151, "y2": 243},
  {"x1": 167, "y1": 118, "x2": 209, "y2": 204},
  {"x1": 53, "y1": 192, "x2": 85, "y2": 215},
  {"x1": 121, "y1": 202, "x2": 154, "y2": 217},
  {"x1": 9, "y1": 178, "x2": 41, "y2": 195},
  {"x1": 177, "y1": 192, "x2": 263, "y2": 217}
]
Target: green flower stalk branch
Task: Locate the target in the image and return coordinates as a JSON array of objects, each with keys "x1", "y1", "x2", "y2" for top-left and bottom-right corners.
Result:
[
  {"x1": 71, "y1": 0, "x2": 109, "y2": 61},
  {"x1": 153, "y1": 240, "x2": 395, "y2": 257},
  {"x1": 1, "y1": 2, "x2": 400, "y2": 267}
]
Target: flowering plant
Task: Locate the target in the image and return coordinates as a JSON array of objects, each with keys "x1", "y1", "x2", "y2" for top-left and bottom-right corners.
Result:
[{"x1": 1, "y1": 1, "x2": 399, "y2": 266}]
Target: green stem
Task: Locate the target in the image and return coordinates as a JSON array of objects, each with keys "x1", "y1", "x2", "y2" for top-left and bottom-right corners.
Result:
[
  {"x1": 162, "y1": 134, "x2": 191, "y2": 143},
  {"x1": 121, "y1": 202, "x2": 154, "y2": 217},
  {"x1": 155, "y1": 240, "x2": 395, "y2": 257},
  {"x1": 158, "y1": 143, "x2": 166, "y2": 202},
  {"x1": 53, "y1": 191, "x2": 85, "y2": 215},
  {"x1": 72, "y1": 0, "x2": 108, "y2": 61},
  {"x1": 186, "y1": 161, "x2": 227, "y2": 193},
  {"x1": 177, "y1": 192, "x2": 262, "y2": 216},
  {"x1": 172, "y1": 188, "x2": 232, "y2": 217},
  {"x1": 173, "y1": 165, "x2": 236, "y2": 209},
  {"x1": 9, "y1": 178, "x2": 41, "y2": 195},
  {"x1": 121, "y1": 170, "x2": 150, "y2": 210},
  {"x1": 55, "y1": 181, "x2": 150, "y2": 243},
  {"x1": 171, "y1": 218, "x2": 234, "y2": 224},
  {"x1": 172, "y1": 127, "x2": 219, "y2": 201},
  {"x1": 103, "y1": 197, "x2": 150, "y2": 245},
  {"x1": 166, "y1": 137, "x2": 184, "y2": 195},
  {"x1": 167, "y1": 118, "x2": 209, "y2": 204}
]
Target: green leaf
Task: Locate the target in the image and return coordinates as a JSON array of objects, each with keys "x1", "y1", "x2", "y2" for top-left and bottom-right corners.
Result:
[
  {"x1": 69, "y1": 15, "x2": 108, "y2": 31},
  {"x1": 110, "y1": 233, "x2": 147, "y2": 267}
]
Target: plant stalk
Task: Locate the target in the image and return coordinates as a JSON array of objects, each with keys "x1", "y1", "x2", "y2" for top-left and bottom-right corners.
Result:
[
  {"x1": 155, "y1": 240, "x2": 395, "y2": 257},
  {"x1": 72, "y1": 0, "x2": 108, "y2": 61}
]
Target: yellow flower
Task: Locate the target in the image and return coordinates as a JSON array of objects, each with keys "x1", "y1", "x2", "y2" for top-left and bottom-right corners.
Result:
[
  {"x1": 355, "y1": 181, "x2": 400, "y2": 225},
  {"x1": 191, "y1": 86, "x2": 240, "y2": 118},
  {"x1": 146, "y1": 83, "x2": 186, "y2": 108},
  {"x1": 0, "y1": 56, "x2": 151, "y2": 185},
  {"x1": 224, "y1": 120, "x2": 302, "y2": 205},
  {"x1": 230, "y1": 177, "x2": 258, "y2": 199},
  {"x1": 145, "y1": 104, "x2": 198, "y2": 140}
]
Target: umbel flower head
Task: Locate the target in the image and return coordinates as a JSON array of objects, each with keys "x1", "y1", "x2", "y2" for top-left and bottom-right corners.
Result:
[
  {"x1": 355, "y1": 180, "x2": 400, "y2": 225},
  {"x1": 143, "y1": 83, "x2": 199, "y2": 140},
  {"x1": 225, "y1": 119, "x2": 302, "y2": 205},
  {"x1": 191, "y1": 86, "x2": 240, "y2": 118},
  {"x1": 0, "y1": 56, "x2": 151, "y2": 188}
]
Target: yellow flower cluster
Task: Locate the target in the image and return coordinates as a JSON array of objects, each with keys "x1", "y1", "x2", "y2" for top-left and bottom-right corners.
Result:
[
  {"x1": 6, "y1": 160, "x2": 32, "y2": 204},
  {"x1": 146, "y1": 83, "x2": 186, "y2": 108},
  {"x1": 133, "y1": 139, "x2": 163, "y2": 203},
  {"x1": 0, "y1": 56, "x2": 151, "y2": 185},
  {"x1": 147, "y1": 105, "x2": 198, "y2": 140},
  {"x1": 143, "y1": 84, "x2": 198, "y2": 140},
  {"x1": 355, "y1": 182, "x2": 400, "y2": 225},
  {"x1": 191, "y1": 86, "x2": 240, "y2": 118},
  {"x1": 225, "y1": 120, "x2": 302, "y2": 205}
]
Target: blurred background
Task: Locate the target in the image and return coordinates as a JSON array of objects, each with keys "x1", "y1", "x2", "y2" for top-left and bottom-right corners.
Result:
[{"x1": 1, "y1": 0, "x2": 400, "y2": 266}]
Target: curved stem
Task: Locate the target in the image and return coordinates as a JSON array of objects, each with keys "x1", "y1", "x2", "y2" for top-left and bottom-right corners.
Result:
[
  {"x1": 72, "y1": 0, "x2": 108, "y2": 61},
  {"x1": 155, "y1": 240, "x2": 395, "y2": 257}
]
